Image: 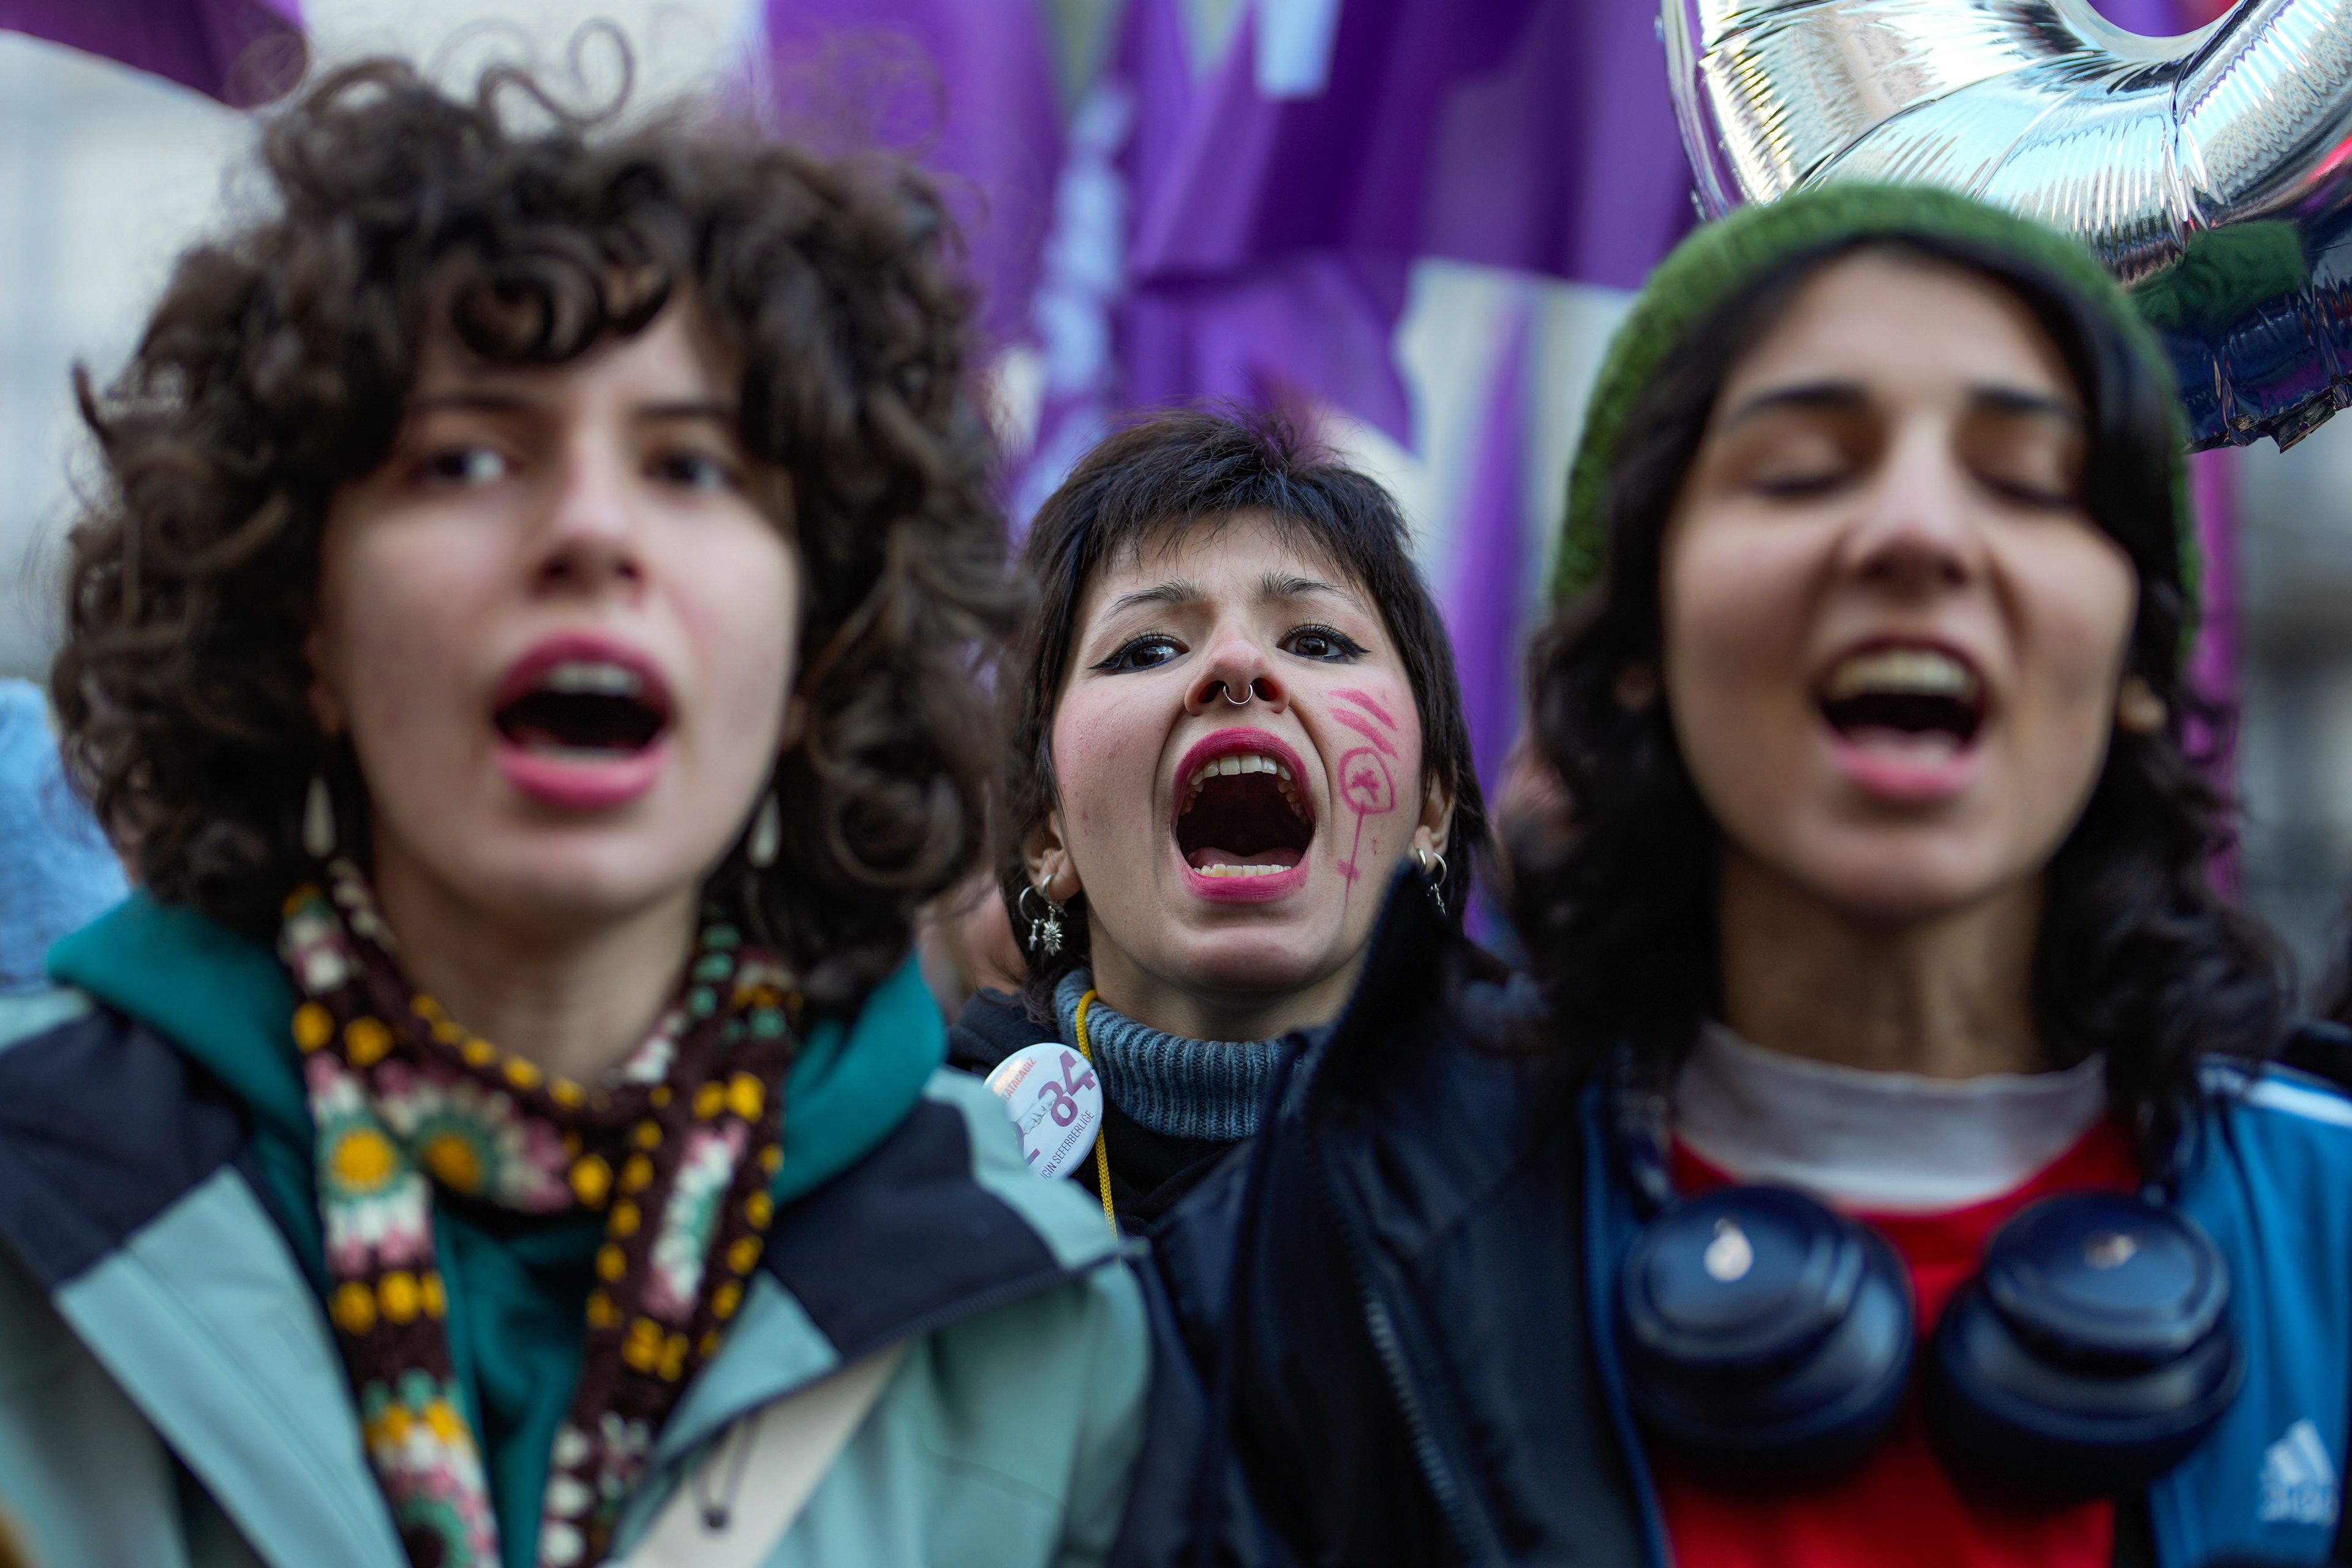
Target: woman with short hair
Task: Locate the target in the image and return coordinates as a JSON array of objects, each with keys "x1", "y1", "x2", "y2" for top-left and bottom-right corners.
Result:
[{"x1": 951, "y1": 408, "x2": 1490, "y2": 1231}]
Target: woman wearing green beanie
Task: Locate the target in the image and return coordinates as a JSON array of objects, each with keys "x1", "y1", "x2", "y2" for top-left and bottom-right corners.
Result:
[{"x1": 1120, "y1": 186, "x2": 2352, "y2": 1568}]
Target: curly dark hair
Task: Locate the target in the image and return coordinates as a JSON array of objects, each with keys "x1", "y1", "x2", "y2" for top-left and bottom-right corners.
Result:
[
  {"x1": 1513, "y1": 233, "x2": 2285, "y2": 1160},
  {"x1": 50, "y1": 56, "x2": 1018, "y2": 1006},
  {"x1": 998, "y1": 405, "x2": 1489, "y2": 1015}
]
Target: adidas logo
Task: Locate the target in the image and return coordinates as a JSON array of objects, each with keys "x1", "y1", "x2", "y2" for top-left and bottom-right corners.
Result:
[{"x1": 2259, "y1": 1419, "x2": 2339, "y2": 1526}]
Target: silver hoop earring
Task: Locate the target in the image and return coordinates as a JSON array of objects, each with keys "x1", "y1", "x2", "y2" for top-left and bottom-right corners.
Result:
[
  {"x1": 1219, "y1": 680, "x2": 1253, "y2": 707},
  {"x1": 1017, "y1": 884, "x2": 1067, "y2": 959},
  {"x1": 747, "y1": 792, "x2": 781, "y2": 869},
  {"x1": 303, "y1": 775, "x2": 336, "y2": 860},
  {"x1": 1419, "y1": 847, "x2": 1449, "y2": 916}
]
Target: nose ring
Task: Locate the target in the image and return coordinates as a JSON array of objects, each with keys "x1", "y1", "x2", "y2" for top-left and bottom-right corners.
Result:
[{"x1": 1219, "y1": 680, "x2": 1254, "y2": 707}]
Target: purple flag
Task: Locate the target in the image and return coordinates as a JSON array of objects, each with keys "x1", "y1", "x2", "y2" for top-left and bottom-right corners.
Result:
[
  {"x1": 1447, "y1": 296, "x2": 1536, "y2": 809},
  {"x1": 1101, "y1": 0, "x2": 1412, "y2": 437},
  {"x1": 1098, "y1": 0, "x2": 1698, "y2": 442},
  {"x1": 1133, "y1": 0, "x2": 1697, "y2": 293},
  {"x1": 760, "y1": 0, "x2": 1065, "y2": 348},
  {"x1": 0, "y1": 0, "x2": 303, "y2": 104}
]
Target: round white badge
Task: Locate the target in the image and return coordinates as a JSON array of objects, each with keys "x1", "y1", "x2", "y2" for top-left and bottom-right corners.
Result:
[{"x1": 984, "y1": 1042, "x2": 1105, "y2": 1181}]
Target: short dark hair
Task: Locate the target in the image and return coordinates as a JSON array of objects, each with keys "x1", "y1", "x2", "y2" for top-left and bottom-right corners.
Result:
[
  {"x1": 51, "y1": 57, "x2": 1016, "y2": 1006},
  {"x1": 1514, "y1": 235, "x2": 2284, "y2": 1158},
  {"x1": 998, "y1": 405, "x2": 1488, "y2": 1010}
]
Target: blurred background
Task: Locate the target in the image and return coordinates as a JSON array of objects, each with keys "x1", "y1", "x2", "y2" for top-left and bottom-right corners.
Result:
[{"x1": 2, "y1": 0, "x2": 2346, "y2": 995}]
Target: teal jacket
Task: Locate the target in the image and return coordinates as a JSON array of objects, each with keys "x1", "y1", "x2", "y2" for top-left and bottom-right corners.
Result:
[{"x1": 0, "y1": 895, "x2": 1148, "y2": 1568}]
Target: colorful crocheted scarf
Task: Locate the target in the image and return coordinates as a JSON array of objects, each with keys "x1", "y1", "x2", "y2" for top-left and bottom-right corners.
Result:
[{"x1": 281, "y1": 861, "x2": 797, "y2": 1568}]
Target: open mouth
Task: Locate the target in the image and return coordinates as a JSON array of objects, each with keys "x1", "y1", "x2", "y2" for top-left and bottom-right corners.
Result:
[
  {"x1": 1818, "y1": 646, "x2": 1984, "y2": 752},
  {"x1": 1175, "y1": 750, "x2": 1316, "y2": 878},
  {"x1": 493, "y1": 651, "x2": 672, "y2": 760}
]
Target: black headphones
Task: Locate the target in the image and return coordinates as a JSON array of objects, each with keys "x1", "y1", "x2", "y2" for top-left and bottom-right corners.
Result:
[{"x1": 1609, "y1": 1065, "x2": 2243, "y2": 1498}]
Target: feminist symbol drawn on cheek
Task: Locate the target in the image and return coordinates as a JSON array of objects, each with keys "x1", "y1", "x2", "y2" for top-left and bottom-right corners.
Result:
[{"x1": 1336, "y1": 745, "x2": 1397, "y2": 903}]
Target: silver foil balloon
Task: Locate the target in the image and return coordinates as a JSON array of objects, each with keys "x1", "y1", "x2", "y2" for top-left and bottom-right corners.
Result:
[{"x1": 1664, "y1": 0, "x2": 2352, "y2": 449}]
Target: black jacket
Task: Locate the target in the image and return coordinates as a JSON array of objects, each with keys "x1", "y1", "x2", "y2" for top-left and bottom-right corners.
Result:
[
  {"x1": 948, "y1": 987, "x2": 1240, "y2": 1231},
  {"x1": 1116, "y1": 872, "x2": 1645, "y2": 1567}
]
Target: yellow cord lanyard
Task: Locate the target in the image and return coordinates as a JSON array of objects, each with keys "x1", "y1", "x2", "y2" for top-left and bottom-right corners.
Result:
[{"x1": 1073, "y1": 989, "x2": 1118, "y2": 1234}]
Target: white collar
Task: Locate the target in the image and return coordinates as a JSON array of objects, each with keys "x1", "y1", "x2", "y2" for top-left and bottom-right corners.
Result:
[{"x1": 1672, "y1": 1022, "x2": 2108, "y2": 1213}]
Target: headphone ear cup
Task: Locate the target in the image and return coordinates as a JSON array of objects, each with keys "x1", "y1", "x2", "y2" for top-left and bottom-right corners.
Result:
[
  {"x1": 1929, "y1": 1192, "x2": 2243, "y2": 1499},
  {"x1": 1619, "y1": 1187, "x2": 1915, "y2": 1482}
]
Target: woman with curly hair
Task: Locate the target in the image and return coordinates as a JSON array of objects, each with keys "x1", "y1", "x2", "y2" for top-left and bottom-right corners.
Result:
[
  {"x1": 1133, "y1": 188, "x2": 2352, "y2": 1568},
  {"x1": 948, "y1": 408, "x2": 1487, "y2": 1234},
  {"x1": 0, "y1": 59, "x2": 1144, "y2": 1568}
]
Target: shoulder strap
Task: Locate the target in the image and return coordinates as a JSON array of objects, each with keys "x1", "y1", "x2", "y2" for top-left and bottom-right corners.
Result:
[{"x1": 624, "y1": 1343, "x2": 909, "y2": 1568}]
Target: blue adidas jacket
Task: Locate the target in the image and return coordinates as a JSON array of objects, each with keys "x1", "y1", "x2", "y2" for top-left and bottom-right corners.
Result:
[{"x1": 1131, "y1": 876, "x2": 2352, "y2": 1568}]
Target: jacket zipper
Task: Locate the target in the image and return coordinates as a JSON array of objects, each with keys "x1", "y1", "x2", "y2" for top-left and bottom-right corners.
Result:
[{"x1": 1302, "y1": 1106, "x2": 1497, "y2": 1562}]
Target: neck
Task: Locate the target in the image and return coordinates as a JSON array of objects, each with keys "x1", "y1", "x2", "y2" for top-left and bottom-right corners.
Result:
[
  {"x1": 1085, "y1": 941, "x2": 1360, "y2": 1044},
  {"x1": 370, "y1": 847, "x2": 699, "y2": 1084},
  {"x1": 1716, "y1": 848, "x2": 2045, "y2": 1079}
]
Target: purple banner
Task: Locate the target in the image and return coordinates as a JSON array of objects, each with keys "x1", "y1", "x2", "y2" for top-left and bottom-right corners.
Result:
[
  {"x1": 0, "y1": 0, "x2": 303, "y2": 105},
  {"x1": 760, "y1": 0, "x2": 1065, "y2": 349}
]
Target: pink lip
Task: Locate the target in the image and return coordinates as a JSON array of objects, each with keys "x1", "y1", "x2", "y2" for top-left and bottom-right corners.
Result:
[
  {"x1": 1825, "y1": 733, "x2": 1984, "y2": 805},
  {"x1": 1170, "y1": 728, "x2": 1315, "y2": 903},
  {"x1": 490, "y1": 633, "x2": 674, "y2": 813},
  {"x1": 1816, "y1": 636, "x2": 1988, "y2": 807}
]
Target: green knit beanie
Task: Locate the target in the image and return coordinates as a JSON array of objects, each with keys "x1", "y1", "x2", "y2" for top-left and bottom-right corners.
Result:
[{"x1": 1551, "y1": 183, "x2": 2195, "y2": 616}]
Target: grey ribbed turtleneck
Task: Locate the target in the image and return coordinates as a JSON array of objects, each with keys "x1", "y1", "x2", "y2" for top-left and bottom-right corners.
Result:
[{"x1": 1054, "y1": 970, "x2": 1284, "y2": 1142}]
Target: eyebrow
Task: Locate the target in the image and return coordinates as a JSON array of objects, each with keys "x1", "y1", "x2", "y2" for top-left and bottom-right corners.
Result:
[
  {"x1": 1719, "y1": 379, "x2": 2082, "y2": 429},
  {"x1": 1257, "y1": 571, "x2": 1362, "y2": 609},
  {"x1": 1967, "y1": 386, "x2": 2083, "y2": 426},
  {"x1": 635, "y1": 398, "x2": 741, "y2": 426},
  {"x1": 1104, "y1": 579, "x2": 1205, "y2": 617},
  {"x1": 1101, "y1": 571, "x2": 1364, "y2": 622},
  {"x1": 404, "y1": 391, "x2": 741, "y2": 425}
]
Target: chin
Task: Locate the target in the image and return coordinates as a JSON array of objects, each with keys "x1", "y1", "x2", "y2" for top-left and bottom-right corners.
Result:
[
  {"x1": 1795, "y1": 856, "x2": 2019, "y2": 930},
  {"x1": 1167, "y1": 928, "x2": 1335, "y2": 998},
  {"x1": 439, "y1": 832, "x2": 718, "y2": 932}
]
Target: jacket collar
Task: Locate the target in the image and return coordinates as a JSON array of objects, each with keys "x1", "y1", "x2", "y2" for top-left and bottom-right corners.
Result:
[{"x1": 47, "y1": 890, "x2": 948, "y2": 1207}]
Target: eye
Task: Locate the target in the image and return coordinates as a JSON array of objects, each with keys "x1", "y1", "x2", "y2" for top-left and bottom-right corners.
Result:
[
  {"x1": 1752, "y1": 467, "x2": 1853, "y2": 499},
  {"x1": 1978, "y1": 473, "x2": 2078, "y2": 509},
  {"x1": 420, "y1": 445, "x2": 511, "y2": 487},
  {"x1": 654, "y1": 449, "x2": 742, "y2": 492},
  {"x1": 1092, "y1": 634, "x2": 1186, "y2": 674},
  {"x1": 1281, "y1": 624, "x2": 1367, "y2": 662},
  {"x1": 1722, "y1": 423, "x2": 1863, "y2": 500}
]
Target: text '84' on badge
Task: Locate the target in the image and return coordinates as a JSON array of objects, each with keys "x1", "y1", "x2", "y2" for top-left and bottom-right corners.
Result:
[{"x1": 985, "y1": 1043, "x2": 1103, "y2": 1180}]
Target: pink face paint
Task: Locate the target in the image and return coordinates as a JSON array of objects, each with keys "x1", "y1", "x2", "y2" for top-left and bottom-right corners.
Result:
[
  {"x1": 1335, "y1": 745, "x2": 1398, "y2": 910},
  {"x1": 1333, "y1": 706, "x2": 1399, "y2": 757},
  {"x1": 1334, "y1": 688, "x2": 1400, "y2": 731}
]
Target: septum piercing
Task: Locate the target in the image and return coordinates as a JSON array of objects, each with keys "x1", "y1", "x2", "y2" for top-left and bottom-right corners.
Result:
[{"x1": 1218, "y1": 680, "x2": 1257, "y2": 707}]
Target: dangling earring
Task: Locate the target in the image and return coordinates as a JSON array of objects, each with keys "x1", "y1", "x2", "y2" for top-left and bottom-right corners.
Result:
[
  {"x1": 303, "y1": 775, "x2": 336, "y2": 860},
  {"x1": 1416, "y1": 845, "x2": 1449, "y2": 916},
  {"x1": 1017, "y1": 885, "x2": 1066, "y2": 959},
  {"x1": 747, "y1": 792, "x2": 781, "y2": 869},
  {"x1": 2117, "y1": 676, "x2": 2168, "y2": 736}
]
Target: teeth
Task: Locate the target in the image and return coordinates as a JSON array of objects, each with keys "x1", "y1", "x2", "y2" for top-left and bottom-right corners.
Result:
[
  {"x1": 1180, "y1": 752, "x2": 1310, "y2": 823},
  {"x1": 1199, "y1": 863, "x2": 1289, "y2": 878},
  {"x1": 1823, "y1": 648, "x2": 1978, "y2": 703},
  {"x1": 1184, "y1": 753, "x2": 1289, "y2": 789},
  {"x1": 541, "y1": 662, "x2": 644, "y2": 699}
]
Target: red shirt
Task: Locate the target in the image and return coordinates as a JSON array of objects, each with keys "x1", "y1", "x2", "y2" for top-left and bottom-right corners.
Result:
[{"x1": 1653, "y1": 1121, "x2": 2141, "y2": 1568}]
